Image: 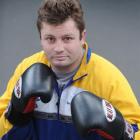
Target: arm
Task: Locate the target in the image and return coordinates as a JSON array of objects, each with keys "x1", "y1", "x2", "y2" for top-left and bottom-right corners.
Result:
[
  {"x1": 91, "y1": 55, "x2": 140, "y2": 139},
  {"x1": 71, "y1": 91, "x2": 135, "y2": 140},
  {"x1": 106, "y1": 68, "x2": 140, "y2": 139},
  {"x1": 0, "y1": 114, "x2": 36, "y2": 140},
  {"x1": 0, "y1": 75, "x2": 16, "y2": 138},
  {"x1": 0, "y1": 63, "x2": 56, "y2": 139}
]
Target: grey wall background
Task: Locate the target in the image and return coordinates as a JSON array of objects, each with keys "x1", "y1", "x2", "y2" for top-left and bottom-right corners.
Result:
[{"x1": 0, "y1": 0, "x2": 140, "y2": 103}]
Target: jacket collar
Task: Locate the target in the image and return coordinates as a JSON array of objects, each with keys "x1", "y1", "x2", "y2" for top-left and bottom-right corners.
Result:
[
  {"x1": 73, "y1": 42, "x2": 91, "y2": 81},
  {"x1": 44, "y1": 42, "x2": 92, "y2": 81}
]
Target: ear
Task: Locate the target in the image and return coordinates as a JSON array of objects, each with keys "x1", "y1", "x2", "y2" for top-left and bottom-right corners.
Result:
[{"x1": 81, "y1": 29, "x2": 86, "y2": 45}]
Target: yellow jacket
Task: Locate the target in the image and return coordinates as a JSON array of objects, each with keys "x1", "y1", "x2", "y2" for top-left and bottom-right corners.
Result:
[{"x1": 0, "y1": 43, "x2": 140, "y2": 139}]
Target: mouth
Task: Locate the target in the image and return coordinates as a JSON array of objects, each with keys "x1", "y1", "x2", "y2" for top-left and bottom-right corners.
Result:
[{"x1": 54, "y1": 56, "x2": 67, "y2": 61}]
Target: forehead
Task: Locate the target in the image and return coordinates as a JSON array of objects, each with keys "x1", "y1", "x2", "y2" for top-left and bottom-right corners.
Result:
[{"x1": 41, "y1": 18, "x2": 79, "y2": 35}]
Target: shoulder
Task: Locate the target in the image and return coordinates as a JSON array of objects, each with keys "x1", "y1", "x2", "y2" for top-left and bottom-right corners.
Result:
[
  {"x1": 13, "y1": 51, "x2": 49, "y2": 80},
  {"x1": 84, "y1": 52, "x2": 134, "y2": 100},
  {"x1": 86, "y1": 52, "x2": 129, "y2": 93},
  {"x1": 22, "y1": 51, "x2": 48, "y2": 65},
  {"x1": 88, "y1": 52, "x2": 124, "y2": 78},
  {"x1": 0, "y1": 51, "x2": 49, "y2": 103}
]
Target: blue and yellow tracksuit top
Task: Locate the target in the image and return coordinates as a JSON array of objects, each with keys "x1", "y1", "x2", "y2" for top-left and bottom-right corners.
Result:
[{"x1": 0, "y1": 43, "x2": 140, "y2": 140}]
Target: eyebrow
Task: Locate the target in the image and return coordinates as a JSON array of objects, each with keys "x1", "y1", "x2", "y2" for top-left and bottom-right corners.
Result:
[
  {"x1": 44, "y1": 34, "x2": 55, "y2": 37},
  {"x1": 44, "y1": 33, "x2": 75, "y2": 37},
  {"x1": 62, "y1": 34, "x2": 74, "y2": 37}
]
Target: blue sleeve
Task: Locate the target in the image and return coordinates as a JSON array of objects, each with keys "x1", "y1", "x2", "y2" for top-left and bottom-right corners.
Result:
[{"x1": 2, "y1": 121, "x2": 37, "y2": 140}]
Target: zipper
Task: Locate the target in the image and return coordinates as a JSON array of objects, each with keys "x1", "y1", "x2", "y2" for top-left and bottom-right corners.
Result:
[
  {"x1": 55, "y1": 74, "x2": 88, "y2": 120},
  {"x1": 55, "y1": 79, "x2": 73, "y2": 120},
  {"x1": 55, "y1": 82, "x2": 64, "y2": 120}
]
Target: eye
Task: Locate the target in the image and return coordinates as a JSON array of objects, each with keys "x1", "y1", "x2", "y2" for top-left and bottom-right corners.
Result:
[
  {"x1": 45, "y1": 36, "x2": 56, "y2": 44},
  {"x1": 63, "y1": 36, "x2": 74, "y2": 42}
]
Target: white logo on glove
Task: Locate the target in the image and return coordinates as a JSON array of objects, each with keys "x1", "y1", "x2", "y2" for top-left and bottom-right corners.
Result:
[
  {"x1": 102, "y1": 100, "x2": 116, "y2": 122},
  {"x1": 14, "y1": 77, "x2": 22, "y2": 99},
  {"x1": 125, "y1": 121, "x2": 134, "y2": 139}
]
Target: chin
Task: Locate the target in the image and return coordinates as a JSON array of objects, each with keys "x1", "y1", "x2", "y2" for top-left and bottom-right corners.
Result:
[{"x1": 53, "y1": 62, "x2": 71, "y2": 67}]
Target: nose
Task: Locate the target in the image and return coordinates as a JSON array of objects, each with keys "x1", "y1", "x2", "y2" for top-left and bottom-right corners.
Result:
[{"x1": 54, "y1": 40, "x2": 64, "y2": 53}]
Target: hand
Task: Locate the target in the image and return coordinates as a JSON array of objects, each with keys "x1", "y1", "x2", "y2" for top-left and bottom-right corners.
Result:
[
  {"x1": 71, "y1": 91, "x2": 134, "y2": 140},
  {"x1": 5, "y1": 63, "x2": 56, "y2": 126}
]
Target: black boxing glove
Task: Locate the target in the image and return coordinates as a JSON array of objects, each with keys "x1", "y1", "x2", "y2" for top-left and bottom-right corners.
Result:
[
  {"x1": 5, "y1": 63, "x2": 56, "y2": 126},
  {"x1": 71, "y1": 91, "x2": 134, "y2": 140}
]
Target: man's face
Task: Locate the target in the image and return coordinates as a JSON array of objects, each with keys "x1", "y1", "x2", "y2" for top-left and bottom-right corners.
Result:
[{"x1": 40, "y1": 18, "x2": 86, "y2": 73}]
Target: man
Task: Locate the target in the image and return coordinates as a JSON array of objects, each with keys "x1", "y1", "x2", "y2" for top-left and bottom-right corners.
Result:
[{"x1": 0, "y1": 0, "x2": 140, "y2": 139}]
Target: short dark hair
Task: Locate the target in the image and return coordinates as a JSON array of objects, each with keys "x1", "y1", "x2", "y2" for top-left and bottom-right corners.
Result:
[{"x1": 37, "y1": 0, "x2": 85, "y2": 39}]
